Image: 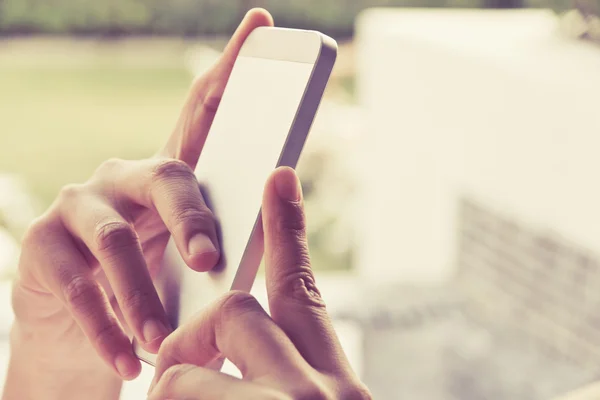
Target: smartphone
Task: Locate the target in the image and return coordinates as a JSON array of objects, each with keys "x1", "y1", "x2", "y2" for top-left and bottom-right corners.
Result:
[{"x1": 134, "y1": 27, "x2": 337, "y2": 365}]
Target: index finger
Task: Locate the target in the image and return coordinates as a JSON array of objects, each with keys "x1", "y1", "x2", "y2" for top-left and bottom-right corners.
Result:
[
  {"x1": 152, "y1": 291, "x2": 309, "y2": 386},
  {"x1": 262, "y1": 167, "x2": 352, "y2": 375},
  {"x1": 162, "y1": 8, "x2": 274, "y2": 168}
]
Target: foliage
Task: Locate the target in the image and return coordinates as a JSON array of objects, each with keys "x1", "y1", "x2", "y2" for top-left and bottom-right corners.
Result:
[
  {"x1": 0, "y1": 0, "x2": 496, "y2": 38},
  {"x1": 3, "y1": 0, "x2": 596, "y2": 37}
]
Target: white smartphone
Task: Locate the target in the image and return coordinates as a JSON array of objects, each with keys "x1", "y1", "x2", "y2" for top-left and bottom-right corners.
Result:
[{"x1": 134, "y1": 27, "x2": 337, "y2": 365}]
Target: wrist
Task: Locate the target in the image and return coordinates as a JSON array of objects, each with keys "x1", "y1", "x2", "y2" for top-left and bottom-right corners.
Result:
[
  {"x1": 3, "y1": 321, "x2": 123, "y2": 400},
  {"x1": 9, "y1": 317, "x2": 89, "y2": 368}
]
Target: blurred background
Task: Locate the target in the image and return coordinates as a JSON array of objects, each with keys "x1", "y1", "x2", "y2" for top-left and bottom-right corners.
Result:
[{"x1": 1, "y1": 1, "x2": 600, "y2": 399}]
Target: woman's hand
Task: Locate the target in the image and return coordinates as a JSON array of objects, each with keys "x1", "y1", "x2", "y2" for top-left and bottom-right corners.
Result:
[
  {"x1": 5, "y1": 9, "x2": 274, "y2": 394},
  {"x1": 148, "y1": 168, "x2": 371, "y2": 400}
]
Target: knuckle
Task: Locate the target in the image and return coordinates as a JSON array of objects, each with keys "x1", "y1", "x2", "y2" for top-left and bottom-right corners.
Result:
[
  {"x1": 273, "y1": 268, "x2": 326, "y2": 310},
  {"x1": 189, "y1": 76, "x2": 221, "y2": 114},
  {"x1": 118, "y1": 288, "x2": 153, "y2": 314},
  {"x1": 90, "y1": 158, "x2": 131, "y2": 195},
  {"x1": 21, "y1": 215, "x2": 53, "y2": 249},
  {"x1": 219, "y1": 291, "x2": 262, "y2": 318},
  {"x1": 57, "y1": 183, "x2": 86, "y2": 205},
  {"x1": 290, "y1": 384, "x2": 331, "y2": 400},
  {"x1": 202, "y1": 92, "x2": 222, "y2": 114},
  {"x1": 171, "y1": 207, "x2": 214, "y2": 232},
  {"x1": 94, "y1": 220, "x2": 138, "y2": 253},
  {"x1": 151, "y1": 159, "x2": 194, "y2": 183},
  {"x1": 62, "y1": 275, "x2": 101, "y2": 314},
  {"x1": 93, "y1": 322, "x2": 125, "y2": 351},
  {"x1": 189, "y1": 75, "x2": 207, "y2": 97},
  {"x1": 340, "y1": 383, "x2": 373, "y2": 400},
  {"x1": 94, "y1": 157, "x2": 126, "y2": 177}
]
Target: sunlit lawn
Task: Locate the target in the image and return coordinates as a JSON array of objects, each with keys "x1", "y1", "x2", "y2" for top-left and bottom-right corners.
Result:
[
  {"x1": 0, "y1": 40, "x2": 197, "y2": 206},
  {"x1": 0, "y1": 38, "x2": 352, "y2": 208}
]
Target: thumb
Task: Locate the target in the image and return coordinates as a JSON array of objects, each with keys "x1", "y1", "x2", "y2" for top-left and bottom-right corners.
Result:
[
  {"x1": 262, "y1": 167, "x2": 351, "y2": 374},
  {"x1": 262, "y1": 167, "x2": 313, "y2": 299}
]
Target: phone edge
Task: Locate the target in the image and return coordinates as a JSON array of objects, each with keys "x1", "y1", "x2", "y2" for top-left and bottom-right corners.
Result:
[{"x1": 230, "y1": 33, "x2": 338, "y2": 294}]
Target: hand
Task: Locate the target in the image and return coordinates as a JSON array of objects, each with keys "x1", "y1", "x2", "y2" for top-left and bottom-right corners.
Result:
[
  {"x1": 147, "y1": 168, "x2": 372, "y2": 400},
  {"x1": 8, "y1": 8, "x2": 274, "y2": 382}
]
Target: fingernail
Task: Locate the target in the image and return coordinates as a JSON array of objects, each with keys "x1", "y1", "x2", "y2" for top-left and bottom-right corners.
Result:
[
  {"x1": 115, "y1": 353, "x2": 138, "y2": 379},
  {"x1": 274, "y1": 168, "x2": 301, "y2": 201},
  {"x1": 188, "y1": 233, "x2": 217, "y2": 256},
  {"x1": 143, "y1": 319, "x2": 169, "y2": 344}
]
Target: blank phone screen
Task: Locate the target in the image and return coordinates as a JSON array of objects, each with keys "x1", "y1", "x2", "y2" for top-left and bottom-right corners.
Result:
[{"x1": 175, "y1": 55, "x2": 315, "y2": 321}]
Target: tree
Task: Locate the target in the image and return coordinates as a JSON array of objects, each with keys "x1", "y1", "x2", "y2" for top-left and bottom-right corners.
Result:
[{"x1": 484, "y1": 0, "x2": 523, "y2": 8}]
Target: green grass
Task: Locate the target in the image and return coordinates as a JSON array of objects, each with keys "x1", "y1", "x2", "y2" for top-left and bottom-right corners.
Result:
[{"x1": 0, "y1": 61, "x2": 192, "y2": 206}]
